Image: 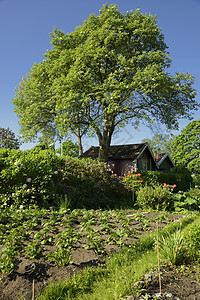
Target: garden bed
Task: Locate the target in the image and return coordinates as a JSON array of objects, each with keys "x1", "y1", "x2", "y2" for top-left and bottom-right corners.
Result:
[{"x1": 0, "y1": 208, "x2": 197, "y2": 299}]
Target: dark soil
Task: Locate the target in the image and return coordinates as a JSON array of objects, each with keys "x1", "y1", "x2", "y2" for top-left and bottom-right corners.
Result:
[
  {"x1": 136, "y1": 264, "x2": 200, "y2": 300},
  {"x1": 0, "y1": 210, "x2": 198, "y2": 300}
]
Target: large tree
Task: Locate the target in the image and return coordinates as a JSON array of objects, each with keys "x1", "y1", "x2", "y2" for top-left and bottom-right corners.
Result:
[
  {"x1": 13, "y1": 4, "x2": 198, "y2": 161},
  {"x1": 171, "y1": 119, "x2": 200, "y2": 174}
]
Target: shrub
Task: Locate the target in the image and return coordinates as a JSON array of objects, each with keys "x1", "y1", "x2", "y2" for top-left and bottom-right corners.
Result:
[
  {"x1": 0, "y1": 148, "x2": 131, "y2": 209},
  {"x1": 183, "y1": 223, "x2": 200, "y2": 262},
  {"x1": 136, "y1": 184, "x2": 174, "y2": 210},
  {"x1": 121, "y1": 173, "x2": 144, "y2": 191},
  {"x1": 169, "y1": 165, "x2": 192, "y2": 191},
  {"x1": 140, "y1": 166, "x2": 192, "y2": 192},
  {"x1": 0, "y1": 127, "x2": 20, "y2": 149},
  {"x1": 172, "y1": 188, "x2": 200, "y2": 211},
  {"x1": 0, "y1": 148, "x2": 64, "y2": 207}
]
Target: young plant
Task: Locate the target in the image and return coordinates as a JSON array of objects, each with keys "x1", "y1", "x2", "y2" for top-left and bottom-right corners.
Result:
[
  {"x1": 26, "y1": 241, "x2": 43, "y2": 259},
  {"x1": 83, "y1": 226, "x2": 105, "y2": 254},
  {"x1": 56, "y1": 228, "x2": 81, "y2": 249},
  {"x1": 46, "y1": 246, "x2": 73, "y2": 266},
  {"x1": 0, "y1": 245, "x2": 19, "y2": 274}
]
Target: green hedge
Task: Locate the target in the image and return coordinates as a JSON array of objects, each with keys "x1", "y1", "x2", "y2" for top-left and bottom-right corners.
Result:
[{"x1": 140, "y1": 166, "x2": 192, "y2": 192}]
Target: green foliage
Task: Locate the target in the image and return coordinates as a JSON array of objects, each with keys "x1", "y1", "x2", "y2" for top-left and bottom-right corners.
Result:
[
  {"x1": 12, "y1": 4, "x2": 198, "y2": 162},
  {"x1": 136, "y1": 185, "x2": 173, "y2": 210},
  {"x1": 172, "y1": 188, "x2": 200, "y2": 211},
  {"x1": 121, "y1": 173, "x2": 144, "y2": 191},
  {"x1": 0, "y1": 148, "x2": 64, "y2": 207},
  {"x1": 0, "y1": 148, "x2": 131, "y2": 209},
  {"x1": 192, "y1": 174, "x2": 200, "y2": 188},
  {"x1": 172, "y1": 119, "x2": 200, "y2": 174},
  {"x1": 183, "y1": 223, "x2": 200, "y2": 262},
  {"x1": 0, "y1": 127, "x2": 20, "y2": 149},
  {"x1": 26, "y1": 242, "x2": 43, "y2": 259},
  {"x1": 142, "y1": 133, "x2": 175, "y2": 155},
  {"x1": 169, "y1": 165, "x2": 193, "y2": 191},
  {"x1": 0, "y1": 245, "x2": 19, "y2": 274},
  {"x1": 140, "y1": 167, "x2": 192, "y2": 192},
  {"x1": 46, "y1": 246, "x2": 73, "y2": 266},
  {"x1": 56, "y1": 138, "x2": 79, "y2": 157},
  {"x1": 159, "y1": 229, "x2": 184, "y2": 265}
]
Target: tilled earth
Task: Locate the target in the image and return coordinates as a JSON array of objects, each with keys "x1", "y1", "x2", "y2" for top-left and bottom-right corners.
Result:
[
  {"x1": 132, "y1": 264, "x2": 200, "y2": 300},
  {"x1": 0, "y1": 210, "x2": 198, "y2": 300}
]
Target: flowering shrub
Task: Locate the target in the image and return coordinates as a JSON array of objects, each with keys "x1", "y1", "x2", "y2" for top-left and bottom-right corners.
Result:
[
  {"x1": 0, "y1": 127, "x2": 20, "y2": 149},
  {"x1": 0, "y1": 148, "x2": 131, "y2": 209},
  {"x1": 162, "y1": 183, "x2": 177, "y2": 192},
  {"x1": 121, "y1": 173, "x2": 144, "y2": 191}
]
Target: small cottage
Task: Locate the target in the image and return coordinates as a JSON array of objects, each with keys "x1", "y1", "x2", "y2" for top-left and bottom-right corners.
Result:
[{"x1": 82, "y1": 143, "x2": 158, "y2": 176}]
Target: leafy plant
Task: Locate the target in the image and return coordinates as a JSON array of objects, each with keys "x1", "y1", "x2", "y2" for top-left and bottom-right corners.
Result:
[
  {"x1": 173, "y1": 189, "x2": 200, "y2": 211},
  {"x1": 136, "y1": 185, "x2": 173, "y2": 210},
  {"x1": 183, "y1": 223, "x2": 200, "y2": 262},
  {"x1": 46, "y1": 246, "x2": 73, "y2": 266},
  {"x1": 0, "y1": 245, "x2": 19, "y2": 274},
  {"x1": 122, "y1": 173, "x2": 144, "y2": 191},
  {"x1": 26, "y1": 241, "x2": 43, "y2": 259},
  {"x1": 158, "y1": 229, "x2": 184, "y2": 265},
  {"x1": 56, "y1": 229, "x2": 81, "y2": 249},
  {"x1": 83, "y1": 226, "x2": 105, "y2": 254}
]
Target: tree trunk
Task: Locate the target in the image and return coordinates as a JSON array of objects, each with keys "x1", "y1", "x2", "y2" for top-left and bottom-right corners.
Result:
[
  {"x1": 76, "y1": 128, "x2": 83, "y2": 157},
  {"x1": 97, "y1": 120, "x2": 114, "y2": 162}
]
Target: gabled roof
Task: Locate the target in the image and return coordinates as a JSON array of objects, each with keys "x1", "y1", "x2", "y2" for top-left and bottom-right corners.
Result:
[
  {"x1": 82, "y1": 143, "x2": 156, "y2": 161},
  {"x1": 154, "y1": 153, "x2": 175, "y2": 167}
]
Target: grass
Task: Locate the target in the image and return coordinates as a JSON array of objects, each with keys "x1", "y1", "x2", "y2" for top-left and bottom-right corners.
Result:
[{"x1": 37, "y1": 214, "x2": 198, "y2": 300}]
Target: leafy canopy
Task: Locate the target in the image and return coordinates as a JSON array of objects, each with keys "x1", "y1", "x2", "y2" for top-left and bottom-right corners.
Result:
[
  {"x1": 172, "y1": 119, "x2": 200, "y2": 174},
  {"x1": 13, "y1": 4, "x2": 198, "y2": 161}
]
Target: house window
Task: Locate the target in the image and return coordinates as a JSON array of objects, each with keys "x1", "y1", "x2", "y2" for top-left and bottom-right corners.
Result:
[{"x1": 141, "y1": 160, "x2": 148, "y2": 170}]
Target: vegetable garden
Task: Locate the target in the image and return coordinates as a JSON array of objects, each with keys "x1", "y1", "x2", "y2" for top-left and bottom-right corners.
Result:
[{"x1": 0, "y1": 148, "x2": 199, "y2": 299}]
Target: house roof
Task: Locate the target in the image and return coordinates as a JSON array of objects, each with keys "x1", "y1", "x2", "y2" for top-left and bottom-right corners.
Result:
[
  {"x1": 154, "y1": 153, "x2": 175, "y2": 167},
  {"x1": 82, "y1": 143, "x2": 154, "y2": 160}
]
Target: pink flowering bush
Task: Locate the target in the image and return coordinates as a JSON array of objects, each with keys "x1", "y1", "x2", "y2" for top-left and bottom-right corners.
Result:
[
  {"x1": 0, "y1": 148, "x2": 130, "y2": 209},
  {"x1": 0, "y1": 127, "x2": 20, "y2": 149}
]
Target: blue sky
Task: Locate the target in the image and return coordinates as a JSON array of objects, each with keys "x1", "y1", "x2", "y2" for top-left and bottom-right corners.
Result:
[{"x1": 0, "y1": 0, "x2": 199, "y2": 150}]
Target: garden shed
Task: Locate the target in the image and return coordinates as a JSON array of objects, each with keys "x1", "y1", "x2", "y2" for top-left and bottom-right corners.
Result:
[{"x1": 82, "y1": 143, "x2": 158, "y2": 176}]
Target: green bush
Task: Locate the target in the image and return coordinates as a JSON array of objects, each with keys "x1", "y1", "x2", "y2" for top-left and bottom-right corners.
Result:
[
  {"x1": 140, "y1": 166, "x2": 192, "y2": 192},
  {"x1": 136, "y1": 185, "x2": 173, "y2": 210},
  {"x1": 0, "y1": 148, "x2": 64, "y2": 207},
  {"x1": 172, "y1": 188, "x2": 200, "y2": 211},
  {"x1": 0, "y1": 148, "x2": 131, "y2": 209},
  {"x1": 121, "y1": 173, "x2": 144, "y2": 191},
  {"x1": 183, "y1": 223, "x2": 200, "y2": 262}
]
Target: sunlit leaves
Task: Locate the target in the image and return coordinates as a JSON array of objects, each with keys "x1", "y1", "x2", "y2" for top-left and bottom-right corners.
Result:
[{"x1": 172, "y1": 120, "x2": 200, "y2": 173}]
